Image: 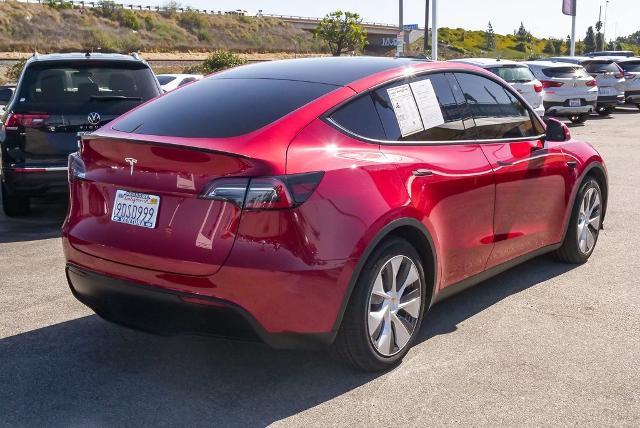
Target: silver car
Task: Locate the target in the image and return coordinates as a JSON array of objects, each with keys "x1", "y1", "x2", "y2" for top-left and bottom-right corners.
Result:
[
  {"x1": 548, "y1": 56, "x2": 626, "y2": 115},
  {"x1": 525, "y1": 61, "x2": 598, "y2": 124},
  {"x1": 615, "y1": 57, "x2": 640, "y2": 109}
]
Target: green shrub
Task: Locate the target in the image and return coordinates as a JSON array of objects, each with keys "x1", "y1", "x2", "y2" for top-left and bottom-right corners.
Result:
[
  {"x1": 119, "y1": 10, "x2": 141, "y2": 31},
  {"x1": 179, "y1": 8, "x2": 208, "y2": 31},
  {"x1": 44, "y1": 0, "x2": 73, "y2": 10},
  {"x1": 143, "y1": 15, "x2": 155, "y2": 30},
  {"x1": 6, "y1": 58, "x2": 27, "y2": 82},
  {"x1": 185, "y1": 50, "x2": 247, "y2": 74},
  {"x1": 196, "y1": 29, "x2": 211, "y2": 42}
]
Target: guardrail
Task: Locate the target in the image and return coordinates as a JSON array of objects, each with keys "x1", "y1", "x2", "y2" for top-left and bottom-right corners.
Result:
[{"x1": 4, "y1": 0, "x2": 399, "y2": 28}]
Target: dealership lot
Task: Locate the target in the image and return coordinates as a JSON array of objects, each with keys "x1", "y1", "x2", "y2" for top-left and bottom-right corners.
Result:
[{"x1": 1, "y1": 110, "x2": 639, "y2": 426}]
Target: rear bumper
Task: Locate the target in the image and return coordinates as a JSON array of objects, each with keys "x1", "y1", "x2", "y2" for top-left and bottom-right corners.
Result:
[
  {"x1": 1, "y1": 167, "x2": 68, "y2": 196},
  {"x1": 597, "y1": 95, "x2": 625, "y2": 107},
  {"x1": 66, "y1": 264, "x2": 336, "y2": 350},
  {"x1": 543, "y1": 100, "x2": 596, "y2": 116},
  {"x1": 625, "y1": 90, "x2": 640, "y2": 104}
]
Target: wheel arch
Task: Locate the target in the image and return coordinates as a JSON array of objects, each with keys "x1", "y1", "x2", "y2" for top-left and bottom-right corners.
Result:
[{"x1": 331, "y1": 217, "x2": 438, "y2": 334}]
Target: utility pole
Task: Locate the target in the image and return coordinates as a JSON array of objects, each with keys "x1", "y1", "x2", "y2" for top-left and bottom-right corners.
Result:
[
  {"x1": 432, "y1": 0, "x2": 438, "y2": 60},
  {"x1": 423, "y1": 0, "x2": 430, "y2": 55},
  {"x1": 603, "y1": 0, "x2": 610, "y2": 47}
]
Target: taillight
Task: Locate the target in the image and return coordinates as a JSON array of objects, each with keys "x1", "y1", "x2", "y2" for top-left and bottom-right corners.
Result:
[
  {"x1": 68, "y1": 152, "x2": 86, "y2": 182},
  {"x1": 541, "y1": 80, "x2": 564, "y2": 88},
  {"x1": 202, "y1": 172, "x2": 324, "y2": 210},
  {"x1": 615, "y1": 64, "x2": 625, "y2": 79},
  {"x1": 586, "y1": 79, "x2": 598, "y2": 87},
  {"x1": 4, "y1": 113, "x2": 49, "y2": 129},
  {"x1": 624, "y1": 73, "x2": 635, "y2": 80},
  {"x1": 533, "y1": 82, "x2": 543, "y2": 93}
]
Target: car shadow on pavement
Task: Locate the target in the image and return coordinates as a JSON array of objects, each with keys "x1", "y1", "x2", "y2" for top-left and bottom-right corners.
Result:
[
  {"x1": 0, "y1": 255, "x2": 576, "y2": 426},
  {"x1": 0, "y1": 195, "x2": 67, "y2": 243},
  {"x1": 418, "y1": 256, "x2": 576, "y2": 343}
]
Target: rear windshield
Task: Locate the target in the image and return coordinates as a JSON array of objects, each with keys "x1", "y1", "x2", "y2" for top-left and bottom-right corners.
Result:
[
  {"x1": 542, "y1": 66, "x2": 590, "y2": 78},
  {"x1": 487, "y1": 66, "x2": 535, "y2": 83},
  {"x1": 620, "y1": 61, "x2": 640, "y2": 72},
  {"x1": 583, "y1": 61, "x2": 620, "y2": 74},
  {"x1": 157, "y1": 75, "x2": 176, "y2": 85},
  {"x1": 113, "y1": 78, "x2": 338, "y2": 138},
  {"x1": 15, "y1": 61, "x2": 159, "y2": 114}
]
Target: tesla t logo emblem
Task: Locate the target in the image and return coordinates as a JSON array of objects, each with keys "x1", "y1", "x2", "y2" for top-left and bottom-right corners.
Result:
[
  {"x1": 87, "y1": 112, "x2": 101, "y2": 125},
  {"x1": 125, "y1": 157, "x2": 138, "y2": 176}
]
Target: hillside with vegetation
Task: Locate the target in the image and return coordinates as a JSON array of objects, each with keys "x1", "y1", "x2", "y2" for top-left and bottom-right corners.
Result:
[{"x1": 0, "y1": 1, "x2": 322, "y2": 53}]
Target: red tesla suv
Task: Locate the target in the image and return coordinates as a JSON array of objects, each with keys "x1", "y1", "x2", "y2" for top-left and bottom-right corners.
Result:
[{"x1": 62, "y1": 57, "x2": 608, "y2": 371}]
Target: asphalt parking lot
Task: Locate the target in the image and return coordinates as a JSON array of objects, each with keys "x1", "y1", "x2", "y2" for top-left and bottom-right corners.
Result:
[{"x1": 1, "y1": 110, "x2": 639, "y2": 427}]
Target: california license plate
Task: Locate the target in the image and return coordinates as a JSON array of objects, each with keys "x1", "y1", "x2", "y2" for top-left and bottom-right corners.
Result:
[
  {"x1": 569, "y1": 99, "x2": 581, "y2": 107},
  {"x1": 111, "y1": 190, "x2": 160, "y2": 229},
  {"x1": 599, "y1": 87, "x2": 614, "y2": 96}
]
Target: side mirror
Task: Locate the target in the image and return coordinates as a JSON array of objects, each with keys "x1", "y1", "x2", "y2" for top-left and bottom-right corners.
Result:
[{"x1": 545, "y1": 118, "x2": 571, "y2": 142}]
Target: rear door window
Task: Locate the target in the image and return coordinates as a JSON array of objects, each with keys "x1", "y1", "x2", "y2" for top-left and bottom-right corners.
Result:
[
  {"x1": 372, "y1": 72, "x2": 471, "y2": 142},
  {"x1": 114, "y1": 78, "x2": 338, "y2": 138},
  {"x1": 453, "y1": 72, "x2": 542, "y2": 140},
  {"x1": 16, "y1": 61, "x2": 159, "y2": 115},
  {"x1": 157, "y1": 75, "x2": 176, "y2": 85},
  {"x1": 329, "y1": 94, "x2": 386, "y2": 140}
]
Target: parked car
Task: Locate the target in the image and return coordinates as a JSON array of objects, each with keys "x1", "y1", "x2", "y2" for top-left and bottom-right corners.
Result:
[
  {"x1": 614, "y1": 57, "x2": 640, "y2": 109},
  {"x1": 63, "y1": 57, "x2": 608, "y2": 371},
  {"x1": 548, "y1": 56, "x2": 626, "y2": 115},
  {"x1": 157, "y1": 73, "x2": 203, "y2": 92},
  {"x1": 0, "y1": 85, "x2": 14, "y2": 116},
  {"x1": 449, "y1": 58, "x2": 545, "y2": 116},
  {"x1": 0, "y1": 52, "x2": 162, "y2": 216},
  {"x1": 524, "y1": 60, "x2": 598, "y2": 123}
]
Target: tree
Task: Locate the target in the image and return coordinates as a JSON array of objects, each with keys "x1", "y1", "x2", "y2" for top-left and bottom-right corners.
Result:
[
  {"x1": 314, "y1": 11, "x2": 367, "y2": 56},
  {"x1": 543, "y1": 40, "x2": 555, "y2": 54},
  {"x1": 584, "y1": 26, "x2": 596, "y2": 53},
  {"x1": 552, "y1": 39, "x2": 564, "y2": 55},
  {"x1": 485, "y1": 22, "x2": 496, "y2": 50},
  {"x1": 516, "y1": 22, "x2": 532, "y2": 43},
  {"x1": 565, "y1": 35, "x2": 573, "y2": 54}
]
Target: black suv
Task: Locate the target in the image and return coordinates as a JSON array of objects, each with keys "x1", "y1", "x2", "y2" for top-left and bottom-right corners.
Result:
[{"x1": 0, "y1": 52, "x2": 161, "y2": 216}]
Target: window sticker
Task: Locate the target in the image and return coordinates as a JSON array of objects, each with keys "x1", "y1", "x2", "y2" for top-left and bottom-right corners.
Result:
[
  {"x1": 386, "y1": 84, "x2": 424, "y2": 137},
  {"x1": 410, "y1": 79, "x2": 446, "y2": 131}
]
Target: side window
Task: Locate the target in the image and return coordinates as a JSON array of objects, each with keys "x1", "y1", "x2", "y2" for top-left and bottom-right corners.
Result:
[
  {"x1": 329, "y1": 94, "x2": 386, "y2": 141},
  {"x1": 373, "y1": 73, "x2": 469, "y2": 142},
  {"x1": 454, "y1": 72, "x2": 540, "y2": 140},
  {"x1": 180, "y1": 77, "x2": 197, "y2": 86}
]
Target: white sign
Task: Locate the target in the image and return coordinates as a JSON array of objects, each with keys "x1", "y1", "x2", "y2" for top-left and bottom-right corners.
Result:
[
  {"x1": 410, "y1": 79, "x2": 446, "y2": 130},
  {"x1": 387, "y1": 84, "x2": 424, "y2": 137}
]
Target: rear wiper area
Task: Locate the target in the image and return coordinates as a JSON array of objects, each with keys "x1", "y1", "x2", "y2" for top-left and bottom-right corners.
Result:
[{"x1": 90, "y1": 95, "x2": 142, "y2": 101}]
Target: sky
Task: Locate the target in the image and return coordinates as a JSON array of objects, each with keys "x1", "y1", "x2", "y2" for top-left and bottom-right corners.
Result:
[{"x1": 129, "y1": 0, "x2": 639, "y2": 40}]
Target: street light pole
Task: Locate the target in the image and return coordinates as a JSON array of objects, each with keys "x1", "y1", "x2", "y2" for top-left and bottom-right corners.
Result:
[
  {"x1": 603, "y1": 0, "x2": 610, "y2": 47},
  {"x1": 398, "y1": 0, "x2": 404, "y2": 57},
  {"x1": 570, "y1": 0, "x2": 577, "y2": 56},
  {"x1": 423, "y1": 0, "x2": 429, "y2": 55},
  {"x1": 431, "y1": 0, "x2": 438, "y2": 60}
]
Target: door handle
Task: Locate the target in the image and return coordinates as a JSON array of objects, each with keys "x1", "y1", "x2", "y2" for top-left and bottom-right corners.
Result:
[
  {"x1": 412, "y1": 169, "x2": 433, "y2": 177},
  {"x1": 497, "y1": 160, "x2": 513, "y2": 167},
  {"x1": 566, "y1": 161, "x2": 578, "y2": 169}
]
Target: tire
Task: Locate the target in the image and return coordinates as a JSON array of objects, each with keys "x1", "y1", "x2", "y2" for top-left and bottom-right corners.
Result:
[
  {"x1": 330, "y1": 237, "x2": 427, "y2": 371},
  {"x1": 597, "y1": 106, "x2": 612, "y2": 116},
  {"x1": 636, "y1": 104, "x2": 640, "y2": 111},
  {"x1": 554, "y1": 178, "x2": 602, "y2": 264},
  {"x1": 569, "y1": 114, "x2": 588, "y2": 124},
  {"x1": 1, "y1": 182, "x2": 30, "y2": 217}
]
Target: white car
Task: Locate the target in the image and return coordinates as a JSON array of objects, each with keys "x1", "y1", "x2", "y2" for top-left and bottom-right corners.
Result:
[
  {"x1": 548, "y1": 56, "x2": 626, "y2": 115},
  {"x1": 449, "y1": 58, "x2": 545, "y2": 116},
  {"x1": 615, "y1": 57, "x2": 640, "y2": 109},
  {"x1": 524, "y1": 61, "x2": 598, "y2": 124},
  {"x1": 156, "y1": 74, "x2": 204, "y2": 92}
]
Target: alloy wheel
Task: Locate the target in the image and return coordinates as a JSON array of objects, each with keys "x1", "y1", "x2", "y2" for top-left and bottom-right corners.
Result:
[
  {"x1": 367, "y1": 255, "x2": 422, "y2": 357},
  {"x1": 577, "y1": 187, "x2": 601, "y2": 254}
]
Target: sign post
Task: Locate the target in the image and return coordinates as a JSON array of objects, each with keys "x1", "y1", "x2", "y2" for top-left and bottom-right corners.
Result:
[
  {"x1": 397, "y1": 0, "x2": 404, "y2": 57},
  {"x1": 563, "y1": 0, "x2": 577, "y2": 56},
  {"x1": 431, "y1": 0, "x2": 438, "y2": 60}
]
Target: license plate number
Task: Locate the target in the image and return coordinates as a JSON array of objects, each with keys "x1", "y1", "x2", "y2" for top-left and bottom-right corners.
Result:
[
  {"x1": 569, "y1": 99, "x2": 581, "y2": 107},
  {"x1": 599, "y1": 87, "x2": 615, "y2": 96},
  {"x1": 111, "y1": 190, "x2": 160, "y2": 229}
]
